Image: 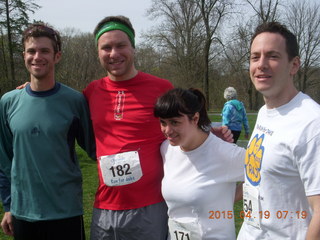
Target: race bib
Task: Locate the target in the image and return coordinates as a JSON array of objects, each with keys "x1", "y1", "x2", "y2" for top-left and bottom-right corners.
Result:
[
  {"x1": 168, "y1": 218, "x2": 202, "y2": 240},
  {"x1": 243, "y1": 183, "x2": 261, "y2": 229},
  {"x1": 99, "y1": 151, "x2": 143, "y2": 186}
]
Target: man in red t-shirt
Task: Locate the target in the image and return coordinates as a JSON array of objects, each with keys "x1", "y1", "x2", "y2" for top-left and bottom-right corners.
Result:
[{"x1": 85, "y1": 15, "x2": 232, "y2": 240}]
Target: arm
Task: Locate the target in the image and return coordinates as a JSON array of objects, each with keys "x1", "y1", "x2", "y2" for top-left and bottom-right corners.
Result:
[
  {"x1": 77, "y1": 96, "x2": 96, "y2": 160},
  {"x1": 0, "y1": 100, "x2": 14, "y2": 236},
  {"x1": 221, "y1": 104, "x2": 231, "y2": 126},
  {"x1": 0, "y1": 170, "x2": 13, "y2": 236},
  {"x1": 241, "y1": 103, "x2": 250, "y2": 139},
  {"x1": 306, "y1": 195, "x2": 320, "y2": 240},
  {"x1": 0, "y1": 170, "x2": 11, "y2": 212}
]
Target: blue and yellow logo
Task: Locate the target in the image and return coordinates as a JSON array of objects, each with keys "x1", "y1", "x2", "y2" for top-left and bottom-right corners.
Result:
[{"x1": 245, "y1": 134, "x2": 265, "y2": 186}]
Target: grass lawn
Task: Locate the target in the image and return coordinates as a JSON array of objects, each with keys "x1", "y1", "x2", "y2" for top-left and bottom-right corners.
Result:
[
  {"x1": 0, "y1": 113, "x2": 257, "y2": 239},
  {"x1": 210, "y1": 112, "x2": 257, "y2": 235},
  {"x1": 0, "y1": 147, "x2": 98, "y2": 240}
]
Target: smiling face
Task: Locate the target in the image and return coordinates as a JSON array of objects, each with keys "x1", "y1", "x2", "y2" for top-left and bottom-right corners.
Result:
[
  {"x1": 24, "y1": 37, "x2": 61, "y2": 82},
  {"x1": 249, "y1": 32, "x2": 300, "y2": 107},
  {"x1": 160, "y1": 113, "x2": 202, "y2": 151},
  {"x1": 97, "y1": 30, "x2": 137, "y2": 81}
]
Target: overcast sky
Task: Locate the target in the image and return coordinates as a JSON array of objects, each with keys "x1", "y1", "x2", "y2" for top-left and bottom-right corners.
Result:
[{"x1": 31, "y1": 0, "x2": 155, "y2": 43}]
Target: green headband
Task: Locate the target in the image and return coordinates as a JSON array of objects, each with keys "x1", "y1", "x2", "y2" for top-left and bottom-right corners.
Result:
[{"x1": 95, "y1": 21, "x2": 135, "y2": 48}]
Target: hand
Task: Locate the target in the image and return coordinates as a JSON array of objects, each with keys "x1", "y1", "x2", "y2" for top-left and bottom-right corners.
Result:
[
  {"x1": 211, "y1": 125, "x2": 233, "y2": 143},
  {"x1": 245, "y1": 133, "x2": 249, "y2": 139},
  {"x1": 234, "y1": 182, "x2": 244, "y2": 202},
  {"x1": 16, "y1": 82, "x2": 29, "y2": 89},
  {"x1": 1, "y1": 212, "x2": 14, "y2": 236}
]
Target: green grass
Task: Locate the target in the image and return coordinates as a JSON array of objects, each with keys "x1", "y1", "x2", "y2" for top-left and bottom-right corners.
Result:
[
  {"x1": 210, "y1": 112, "x2": 257, "y2": 235},
  {"x1": 76, "y1": 146, "x2": 98, "y2": 239},
  {"x1": 234, "y1": 200, "x2": 244, "y2": 235},
  {"x1": 0, "y1": 113, "x2": 257, "y2": 239},
  {"x1": 0, "y1": 146, "x2": 98, "y2": 240}
]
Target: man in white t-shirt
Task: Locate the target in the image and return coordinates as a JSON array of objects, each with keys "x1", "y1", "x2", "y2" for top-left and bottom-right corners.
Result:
[{"x1": 237, "y1": 22, "x2": 320, "y2": 239}]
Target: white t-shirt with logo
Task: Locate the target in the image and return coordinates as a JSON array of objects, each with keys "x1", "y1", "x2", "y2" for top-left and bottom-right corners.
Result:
[{"x1": 237, "y1": 92, "x2": 320, "y2": 240}]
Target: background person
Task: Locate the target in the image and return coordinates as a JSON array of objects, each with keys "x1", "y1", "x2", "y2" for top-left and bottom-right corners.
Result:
[
  {"x1": 222, "y1": 87, "x2": 249, "y2": 143},
  {"x1": 0, "y1": 23, "x2": 95, "y2": 240},
  {"x1": 154, "y1": 88, "x2": 245, "y2": 240},
  {"x1": 237, "y1": 21, "x2": 320, "y2": 240}
]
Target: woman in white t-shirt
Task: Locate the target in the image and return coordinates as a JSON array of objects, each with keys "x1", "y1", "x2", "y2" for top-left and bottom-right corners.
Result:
[{"x1": 154, "y1": 88, "x2": 245, "y2": 240}]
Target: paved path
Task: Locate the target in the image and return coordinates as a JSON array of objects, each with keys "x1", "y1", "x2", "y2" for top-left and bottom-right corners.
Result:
[{"x1": 208, "y1": 113, "x2": 257, "y2": 116}]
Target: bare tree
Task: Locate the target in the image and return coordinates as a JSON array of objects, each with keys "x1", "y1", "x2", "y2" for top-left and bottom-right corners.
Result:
[
  {"x1": 285, "y1": 0, "x2": 320, "y2": 97},
  {"x1": 0, "y1": 0, "x2": 39, "y2": 90},
  {"x1": 244, "y1": 0, "x2": 280, "y2": 23},
  {"x1": 135, "y1": 43, "x2": 164, "y2": 76},
  {"x1": 196, "y1": 0, "x2": 233, "y2": 107},
  {"x1": 146, "y1": 0, "x2": 204, "y2": 88},
  {"x1": 219, "y1": 24, "x2": 252, "y2": 108},
  {"x1": 57, "y1": 28, "x2": 104, "y2": 91}
]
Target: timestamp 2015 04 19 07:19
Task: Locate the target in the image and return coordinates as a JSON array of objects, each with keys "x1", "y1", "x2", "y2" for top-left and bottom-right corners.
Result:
[{"x1": 208, "y1": 210, "x2": 308, "y2": 220}]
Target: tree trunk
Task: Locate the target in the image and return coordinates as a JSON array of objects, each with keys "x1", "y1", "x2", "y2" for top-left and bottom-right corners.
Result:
[{"x1": 5, "y1": 0, "x2": 15, "y2": 88}]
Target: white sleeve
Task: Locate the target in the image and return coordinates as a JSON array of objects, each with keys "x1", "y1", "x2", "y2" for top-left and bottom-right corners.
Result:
[{"x1": 296, "y1": 134, "x2": 320, "y2": 196}]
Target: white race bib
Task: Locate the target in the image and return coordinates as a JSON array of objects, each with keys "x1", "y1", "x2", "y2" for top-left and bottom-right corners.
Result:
[
  {"x1": 243, "y1": 183, "x2": 261, "y2": 229},
  {"x1": 99, "y1": 151, "x2": 143, "y2": 186},
  {"x1": 168, "y1": 218, "x2": 202, "y2": 240}
]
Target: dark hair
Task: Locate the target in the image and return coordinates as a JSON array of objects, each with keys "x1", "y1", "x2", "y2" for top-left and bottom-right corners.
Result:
[
  {"x1": 154, "y1": 88, "x2": 211, "y2": 132},
  {"x1": 251, "y1": 21, "x2": 299, "y2": 61},
  {"x1": 94, "y1": 15, "x2": 135, "y2": 37},
  {"x1": 22, "y1": 23, "x2": 61, "y2": 53}
]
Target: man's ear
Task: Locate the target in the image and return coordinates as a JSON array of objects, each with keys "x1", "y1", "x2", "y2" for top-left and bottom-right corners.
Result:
[
  {"x1": 290, "y1": 56, "x2": 300, "y2": 76},
  {"x1": 54, "y1": 51, "x2": 62, "y2": 64}
]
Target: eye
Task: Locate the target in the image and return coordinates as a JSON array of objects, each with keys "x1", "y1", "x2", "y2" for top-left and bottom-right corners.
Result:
[
  {"x1": 26, "y1": 49, "x2": 36, "y2": 54},
  {"x1": 170, "y1": 120, "x2": 179, "y2": 126},
  {"x1": 270, "y1": 55, "x2": 279, "y2": 59},
  {"x1": 41, "y1": 49, "x2": 50, "y2": 53},
  {"x1": 101, "y1": 45, "x2": 111, "y2": 51},
  {"x1": 250, "y1": 55, "x2": 259, "y2": 61},
  {"x1": 116, "y1": 43, "x2": 128, "y2": 50},
  {"x1": 160, "y1": 119, "x2": 167, "y2": 127}
]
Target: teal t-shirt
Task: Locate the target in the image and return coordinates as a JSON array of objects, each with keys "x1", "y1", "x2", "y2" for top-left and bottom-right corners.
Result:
[{"x1": 0, "y1": 83, "x2": 95, "y2": 221}]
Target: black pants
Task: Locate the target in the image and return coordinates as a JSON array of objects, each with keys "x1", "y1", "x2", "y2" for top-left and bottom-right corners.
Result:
[
  {"x1": 12, "y1": 215, "x2": 85, "y2": 240},
  {"x1": 231, "y1": 130, "x2": 241, "y2": 143}
]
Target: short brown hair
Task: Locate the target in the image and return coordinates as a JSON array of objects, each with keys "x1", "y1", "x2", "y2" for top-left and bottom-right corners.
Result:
[
  {"x1": 251, "y1": 21, "x2": 299, "y2": 61},
  {"x1": 22, "y1": 23, "x2": 62, "y2": 53}
]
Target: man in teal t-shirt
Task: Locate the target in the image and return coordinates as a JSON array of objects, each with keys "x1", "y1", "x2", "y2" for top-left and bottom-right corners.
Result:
[{"x1": 0, "y1": 23, "x2": 95, "y2": 240}]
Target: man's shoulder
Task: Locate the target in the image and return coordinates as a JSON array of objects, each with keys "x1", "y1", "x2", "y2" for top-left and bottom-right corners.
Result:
[
  {"x1": 138, "y1": 72, "x2": 172, "y2": 85},
  {"x1": 59, "y1": 83, "x2": 82, "y2": 96},
  {"x1": 57, "y1": 83, "x2": 86, "y2": 103},
  {"x1": 83, "y1": 78, "x2": 104, "y2": 96},
  {"x1": 0, "y1": 89, "x2": 23, "y2": 104},
  {"x1": 295, "y1": 92, "x2": 320, "y2": 117}
]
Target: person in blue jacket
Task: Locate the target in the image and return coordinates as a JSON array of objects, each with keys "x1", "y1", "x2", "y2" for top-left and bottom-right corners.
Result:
[{"x1": 222, "y1": 87, "x2": 249, "y2": 143}]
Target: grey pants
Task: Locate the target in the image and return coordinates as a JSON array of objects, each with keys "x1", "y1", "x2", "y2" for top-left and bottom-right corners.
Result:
[{"x1": 90, "y1": 201, "x2": 168, "y2": 240}]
